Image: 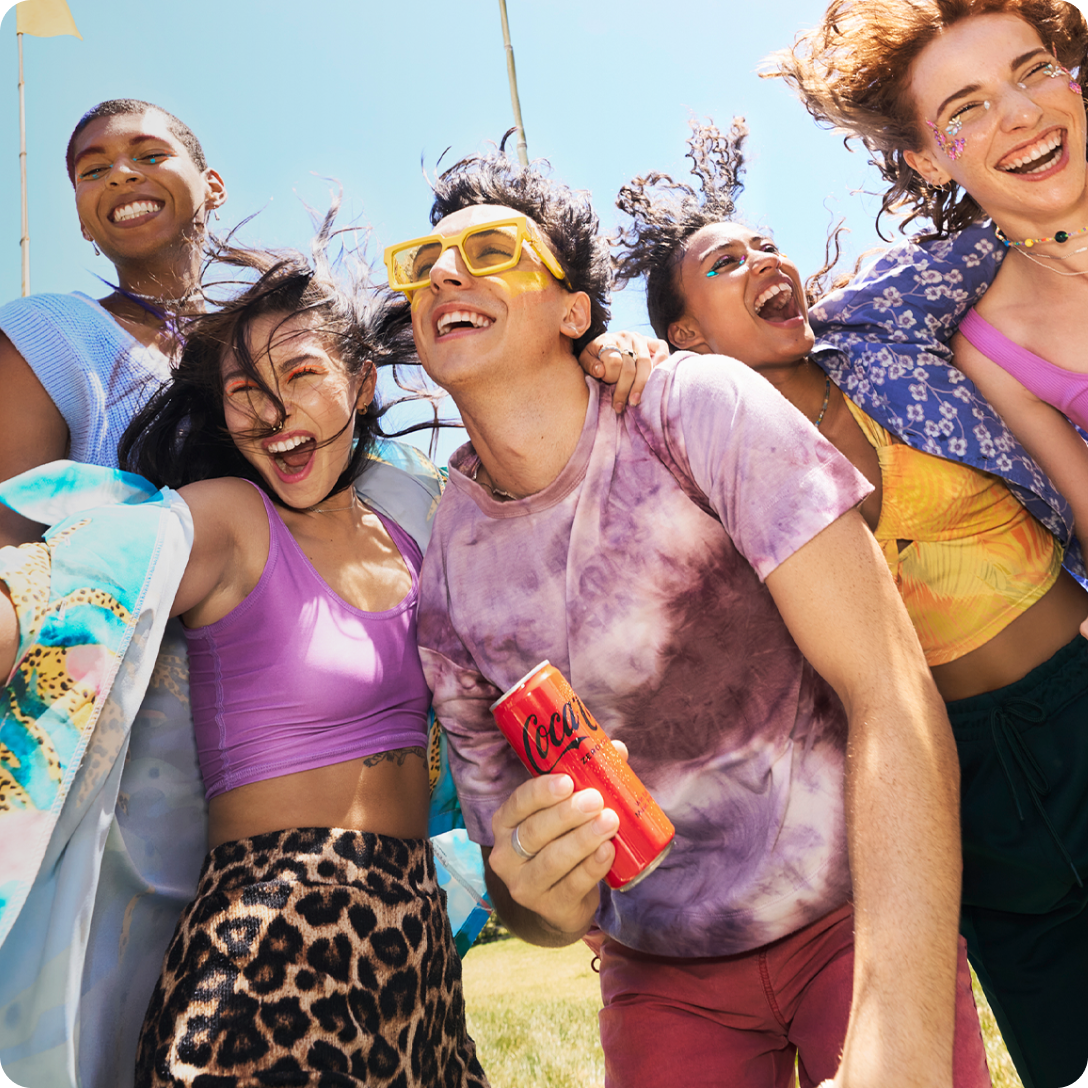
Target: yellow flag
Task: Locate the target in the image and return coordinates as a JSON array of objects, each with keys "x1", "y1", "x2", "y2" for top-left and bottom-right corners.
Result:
[{"x1": 15, "y1": 0, "x2": 81, "y2": 38}]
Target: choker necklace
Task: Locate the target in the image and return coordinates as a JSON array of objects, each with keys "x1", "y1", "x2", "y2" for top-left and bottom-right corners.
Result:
[
  {"x1": 310, "y1": 491, "x2": 360, "y2": 514},
  {"x1": 814, "y1": 373, "x2": 831, "y2": 428},
  {"x1": 122, "y1": 286, "x2": 202, "y2": 307},
  {"x1": 472, "y1": 460, "x2": 517, "y2": 501},
  {"x1": 995, "y1": 224, "x2": 1088, "y2": 249}
]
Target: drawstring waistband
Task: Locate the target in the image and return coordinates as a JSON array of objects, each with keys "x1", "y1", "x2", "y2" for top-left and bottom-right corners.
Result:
[{"x1": 990, "y1": 698, "x2": 1083, "y2": 887}]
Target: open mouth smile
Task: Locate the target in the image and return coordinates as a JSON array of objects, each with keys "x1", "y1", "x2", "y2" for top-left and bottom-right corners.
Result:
[
  {"x1": 264, "y1": 432, "x2": 317, "y2": 479},
  {"x1": 754, "y1": 281, "x2": 803, "y2": 325},
  {"x1": 435, "y1": 308, "x2": 495, "y2": 337},
  {"x1": 998, "y1": 130, "x2": 1065, "y2": 175},
  {"x1": 109, "y1": 199, "x2": 165, "y2": 224}
]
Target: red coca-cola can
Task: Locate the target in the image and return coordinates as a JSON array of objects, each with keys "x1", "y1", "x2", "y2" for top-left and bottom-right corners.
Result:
[{"x1": 490, "y1": 661, "x2": 674, "y2": 891}]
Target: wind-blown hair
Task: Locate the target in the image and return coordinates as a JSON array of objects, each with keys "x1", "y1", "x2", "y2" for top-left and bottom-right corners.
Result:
[
  {"x1": 427, "y1": 141, "x2": 610, "y2": 354},
  {"x1": 119, "y1": 208, "x2": 417, "y2": 507},
  {"x1": 612, "y1": 118, "x2": 749, "y2": 346},
  {"x1": 66, "y1": 98, "x2": 208, "y2": 183},
  {"x1": 766, "y1": 0, "x2": 1088, "y2": 237}
]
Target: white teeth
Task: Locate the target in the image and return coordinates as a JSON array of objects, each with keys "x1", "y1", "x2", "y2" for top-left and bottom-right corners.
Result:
[
  {"x1": 267, "y1": 434, "x2": 308, "y2": 454},
  {"x1": 1000, "y1": 133, "x2": 1062, "y2": 171},
  {"x1": 111, "y1": 200, "x2": 162, "y2": 222},
  {"x1": 436, "y1": 309, "x2": 494, "y2": 336},
  {"x1": 754, "y1": 282, "x2": 792, "y2": 314}
]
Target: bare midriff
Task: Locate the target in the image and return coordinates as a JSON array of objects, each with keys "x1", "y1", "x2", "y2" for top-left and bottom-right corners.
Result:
[
  {"x1": 206, "y1": 748, "x2": 430, "y2": 849},
  {"x1": 930, "y1": 570, "x2": 1088, "y2": 703}
]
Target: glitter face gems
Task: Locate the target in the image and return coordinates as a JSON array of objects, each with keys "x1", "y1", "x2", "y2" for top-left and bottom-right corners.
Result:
[
  {"x1": 927, "y1": 119, "x2": 966, "y2": 160},
  {"x1": 1019, "y1": 62, "x2": 1082, "y2": 95}
]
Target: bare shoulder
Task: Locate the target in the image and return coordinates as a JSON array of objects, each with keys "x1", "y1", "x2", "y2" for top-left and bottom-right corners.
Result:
[
  {"x1": 951, "y1": 325, "x2": 1045, "y2": 406},
  {"x1": 179, "y1": 476, "x2": 266, "y2": 510},
  {"x1": 173, "y1": 478, "x2": 271, "y2": 623},
  {"x1": 178, "y1": 477, "x2": 270, "y2": 551},
  {"x1": 949, "y1": 327, "x2": 990, "y2": 378}
]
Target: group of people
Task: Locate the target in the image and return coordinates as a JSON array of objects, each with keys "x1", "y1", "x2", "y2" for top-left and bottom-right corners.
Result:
[{"x1": 1, "y1": 0, "x2": 1087, "y2": 1086}]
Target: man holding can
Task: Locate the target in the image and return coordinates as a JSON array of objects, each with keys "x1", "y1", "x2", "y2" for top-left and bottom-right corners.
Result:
[{"x1": 392, "y1": 153, "x2": 988, "y2": 1088}]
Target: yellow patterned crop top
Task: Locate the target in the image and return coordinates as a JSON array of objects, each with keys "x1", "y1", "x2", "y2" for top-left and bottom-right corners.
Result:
[{"x1": 843, "y1": 397, "x2": 1062, "y2": 666}]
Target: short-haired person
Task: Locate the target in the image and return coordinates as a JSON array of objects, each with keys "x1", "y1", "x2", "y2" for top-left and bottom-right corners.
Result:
[
  {"x1": 0, "y1": 99, "x2": 225, "y2": 545},
  {"x1": 395, "y1": 152, "x2": 990, "y2": 1087},
  {"x1": 0, "y1": 98, "x2": 227, "y2": 1088}
]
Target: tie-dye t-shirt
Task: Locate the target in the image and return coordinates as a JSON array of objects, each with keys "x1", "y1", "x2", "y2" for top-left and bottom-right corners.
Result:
[{"x1": 418, "y1": 353, "x2": 872, "y2": 957}]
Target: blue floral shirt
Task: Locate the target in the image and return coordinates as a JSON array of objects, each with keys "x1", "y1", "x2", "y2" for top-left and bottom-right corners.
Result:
[{"x1": 809, "y1": 221, "x2": 1085, "y2": 579}]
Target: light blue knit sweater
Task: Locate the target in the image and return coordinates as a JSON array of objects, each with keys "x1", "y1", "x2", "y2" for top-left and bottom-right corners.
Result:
[{"x1": 0, "y1": 292, "x2": 170, "y2": 467}]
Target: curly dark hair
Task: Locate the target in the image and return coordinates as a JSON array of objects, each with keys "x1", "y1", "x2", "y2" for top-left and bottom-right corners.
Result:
[
  {"x1": 766, "y1": 0, "x2": 1088, "y2": 238},
  {"x1": 66, "y1": 99, "x2": 207, "y2": 184},
  {"x1": 611, "y1": 117, "x2": 750, "y2": 346},
  {"x1": 612, "y1": 118, "x2": 852, "y2": 346},
  {"x1": 427, "y1": 140, "x2": 610, "y2": 354},
  {"x1": 119, "y1": 207, "x2": 419, "y2": 507}
]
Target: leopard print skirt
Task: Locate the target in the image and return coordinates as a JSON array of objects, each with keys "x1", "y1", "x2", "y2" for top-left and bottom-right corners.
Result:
[{"x1": 135, "y1": 827, "x2": 489, "y2": 1087}]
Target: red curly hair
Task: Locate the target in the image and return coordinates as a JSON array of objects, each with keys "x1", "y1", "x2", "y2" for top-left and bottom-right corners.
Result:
[{"x1": 767, "y1": 0, "x2": 1088, "y2": 236}]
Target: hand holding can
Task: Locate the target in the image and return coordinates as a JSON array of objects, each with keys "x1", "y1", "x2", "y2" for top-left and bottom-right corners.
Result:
[{"x1": 490, "y1": 662, "x2": 674, "y2": 891}]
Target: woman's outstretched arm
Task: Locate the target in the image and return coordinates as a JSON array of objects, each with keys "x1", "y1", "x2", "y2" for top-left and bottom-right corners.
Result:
[{"x1": 0, "y1": 476, "x2": 260, "y2": 684}]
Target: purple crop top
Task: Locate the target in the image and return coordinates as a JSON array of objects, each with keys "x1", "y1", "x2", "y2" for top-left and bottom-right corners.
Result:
[
  {"x1": 185, "y1": 483, "x2": 430, "y2": 800},
  {"x1": 959, "y1": 307, "x2": 1088, "y2": 431}
]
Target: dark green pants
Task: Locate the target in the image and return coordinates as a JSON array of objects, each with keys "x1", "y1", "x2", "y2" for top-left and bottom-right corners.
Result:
[{"x1": 948, "y1": 636, "x2": 1088, "y2": 1088}]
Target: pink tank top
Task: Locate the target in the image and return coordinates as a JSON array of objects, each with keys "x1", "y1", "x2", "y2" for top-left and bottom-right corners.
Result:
[
  {"x1": 959, "y1": 307, "x2": 1088, "y2": 430},
  {"x1": 185, "y1": 483, "x2": 430, "y2": 800}
]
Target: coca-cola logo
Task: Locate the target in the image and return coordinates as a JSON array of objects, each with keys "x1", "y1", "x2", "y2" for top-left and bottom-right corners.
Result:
[{"x1": 522, "y1": 694, "x2": 599, "y2": 775}]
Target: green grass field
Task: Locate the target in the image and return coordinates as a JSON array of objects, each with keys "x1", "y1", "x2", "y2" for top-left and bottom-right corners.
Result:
[{"x1": 461, "y1": 937, "x2": 1024, "y2": 1088}]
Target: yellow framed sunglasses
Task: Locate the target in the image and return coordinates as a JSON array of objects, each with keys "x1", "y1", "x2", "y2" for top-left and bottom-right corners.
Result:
[{"x1": 384, "y1": 215, "x2": 572, "y2": 295}]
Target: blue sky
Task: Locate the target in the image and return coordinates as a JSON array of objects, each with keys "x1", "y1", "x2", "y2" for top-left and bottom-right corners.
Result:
[{"x1": 1, "y1": 0, "x2": 897, "y2": 463}]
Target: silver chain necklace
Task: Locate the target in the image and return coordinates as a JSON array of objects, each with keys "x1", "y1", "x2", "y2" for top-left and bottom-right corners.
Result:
[
  {"x1": 310, "y1": 491, "x2": 361, "y2": 514},
  {"x1": 1015, "y1": 243, "x2": 1088, "y2": 261},
  {"x1": 1012, "y1": 245, "x2": 1088, "y2": 278},
  {"x1": 471, "y1": 461, "x2": 518, "y2": 501}
]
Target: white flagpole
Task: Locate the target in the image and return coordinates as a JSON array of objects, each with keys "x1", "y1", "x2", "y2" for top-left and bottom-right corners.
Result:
[
  {"x1": 18, "y1": 30, "x2": 29, "y2": 297},
  {"x1": 497, "y1": 0, "x2": 529, "y2": 166}
]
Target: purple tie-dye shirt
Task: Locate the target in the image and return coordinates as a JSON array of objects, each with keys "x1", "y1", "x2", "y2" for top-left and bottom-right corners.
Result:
[{"x1": 418, "y1": 353, "x2": 872, "y2": 957}]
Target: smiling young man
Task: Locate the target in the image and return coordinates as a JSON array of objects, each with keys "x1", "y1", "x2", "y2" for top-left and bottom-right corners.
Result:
[
  {"x1": 0, "y1": 99, "x2": 226, "y2": 1088},
  {"x1": 399, "y1": 154, "x2": 990, "y2": 1088},
  {"x1": 0, "y1": 100, "x2": 225, "y2": 548}
]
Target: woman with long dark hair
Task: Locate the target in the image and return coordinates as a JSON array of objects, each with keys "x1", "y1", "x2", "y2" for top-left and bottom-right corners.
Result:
[{"x1": 104, "y1": 238, "x2": 488, "y2": 1087}]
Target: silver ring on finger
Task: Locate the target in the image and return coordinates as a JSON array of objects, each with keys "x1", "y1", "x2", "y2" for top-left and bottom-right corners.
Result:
[{"x1": 511, "y1": 823, "x2": 537, "y2": 861}]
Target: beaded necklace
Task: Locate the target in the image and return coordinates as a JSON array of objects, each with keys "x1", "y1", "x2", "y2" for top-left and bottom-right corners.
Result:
[
  {"x1": 813, "y1": 374, "x2": 831, "y2": 429},
  {"x1": 995, "y1": 224, "x2": 1088, "y2": 249}
]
